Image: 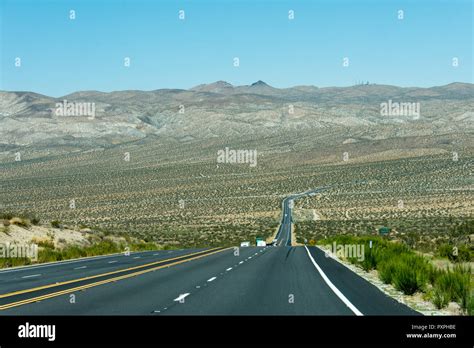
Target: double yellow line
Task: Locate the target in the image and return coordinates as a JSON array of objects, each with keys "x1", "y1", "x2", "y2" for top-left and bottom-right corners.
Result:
[{"x1": 0, "y1": 247, "x2": 230, "y2": 311}]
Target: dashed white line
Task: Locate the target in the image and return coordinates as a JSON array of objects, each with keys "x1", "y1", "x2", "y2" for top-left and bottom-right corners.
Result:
[
  {"x1": 133, "y1": 256, "x2": 141, "y2": 259},
  {"x1": 74, "y1": 266, "x2": 87, "y2": 270},
  {"x1": 108, "y1": 260, "x2": 117, "y2": 264},
  {"x1": 153, "y1": 253, "x2": 160, "y2": 256},
  {"x1": 21, "y1": 274, "x2": 41, "y2": 279},
  {"x1": 226, "y1": 267, "x2": 232, "y2": 271},
  {"x1": 239, "y1": 261, "x2": 244, "y2": 264},
  {"x1": 174, "y1": 293, "x2": 190, "y2": 302},
  {"x1": 207, "y1": 277, "x2": 217, "y2": 282}
]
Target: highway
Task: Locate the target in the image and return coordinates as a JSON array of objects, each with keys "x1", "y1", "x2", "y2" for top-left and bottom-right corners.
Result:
[
  {"x1": 0, "y1": 188, "x2": 419, "y2": 315},
  {"x1": 275, "y1": 187, "x2": 330, "y2": 246}
]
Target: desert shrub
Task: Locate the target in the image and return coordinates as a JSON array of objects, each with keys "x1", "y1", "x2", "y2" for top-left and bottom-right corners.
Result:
[
  {"x1": 392, "y1": 255, "x2": 430, "y2": 295},
  {"x1": 455, "y1": 245, "x2": 472, "y2": 262},
  {"x1": 432, "y1": 286, "x2": 450, "y2": 309},
  {"x1": 36, "y1": 239, "x2": 55, "y2": 249},
  {"x1": 50, "y1": 220, "x2": 61, "y2": 228},
  {"x1": 0, "y1": 257, "x2": 32, "y2": 268},
  {"x1": 2, "y1": 219, "x2": 10, "y2": 227},
  {"x1": 432, "y1": 266, "x2": 471, "y2": 310},
  {"x1": 131, "y1": 242, "x2": 158, "y2": 251},
  {"x1": 361, "y1": 247, "x2": 378, "y2": 271},
  {"x1": 84, "y1": 240, "x2": 120, "y2": 256},
  {"x1": 468, "y1": 292, "x2": 474, "y2": 316},
  {"x1": 378, "y1": 259, "x2": 397, "y2": 284},
  {"x1": 0, "y1": 213, "x2": 14, "y2": 220},
  {"x1": 10, "y1": 217, "x2": 30, "y2": 228},
  {"x1": 61, "y1": 245, "x2": 88, "y2": 259},
  {"x1": 438, "y1": 243, "x2": 472, "y2": 262},
  {"x1": 37, "y1": 248, "x2": 63, "y2": 263},
  {"x1": 393, "y1": 262, "x2": 422, "y2": 295}
]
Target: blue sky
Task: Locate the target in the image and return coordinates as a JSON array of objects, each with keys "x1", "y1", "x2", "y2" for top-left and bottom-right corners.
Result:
[{"x1": 0, "y1": 0, "x2": 472, "y2": 96}]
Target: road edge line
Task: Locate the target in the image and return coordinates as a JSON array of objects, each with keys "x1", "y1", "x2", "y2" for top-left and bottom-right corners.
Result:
[{"x1": 304, "y1": 245, "x2": 363, "y2": 316}]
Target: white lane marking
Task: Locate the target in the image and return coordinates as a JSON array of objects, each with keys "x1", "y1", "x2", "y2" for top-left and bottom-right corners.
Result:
[
  {"x1": 74, "y1": 266, "x2": 87, "y2": 270},
  {"x1": 239, "y1": 261, "x2": 244, "y2": 264},
  {"x1": 249, "y1": 256, "x2": 252, "y2": 259},
  {"x1": 108, "y1": 260, "x2": 118, "y2": 264},
  {"x1": 174, "y1": 293, "x2": 190, "y2": 302},
  {"x1": 226, "y1": 267, "x2": 232, "y2": 271},
  {"x1": 207, "y1": 277, "x2": 217, "y2": 282},
  {"x1": 21, "y1": 274, "x2": 41, "y2": 279},
  {"x1": 196, "y1": 285, "x2": 201, "y2": 288},
  {"x1": 304, "y1": 246, "x2": 363, "y2": 316},
  {"x1": 153, "y1": 253, "x2": 160, "y2": 256},
  {"x1": 133, "y1": 256, "x2": 141, "y2": 259}
]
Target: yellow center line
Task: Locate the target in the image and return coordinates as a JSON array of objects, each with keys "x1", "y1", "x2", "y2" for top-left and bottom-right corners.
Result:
[
  {"x1": 0, "y1": 247, "x2": 222, "y2": 300},
  {"x1": 0, "y1": 247, "x2": 232, "y2": 311}
]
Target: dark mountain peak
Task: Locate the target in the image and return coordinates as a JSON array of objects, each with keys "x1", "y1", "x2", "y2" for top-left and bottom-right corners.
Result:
[{"x1": 251, "y1": 80, "x2": 270, "y2": 87}]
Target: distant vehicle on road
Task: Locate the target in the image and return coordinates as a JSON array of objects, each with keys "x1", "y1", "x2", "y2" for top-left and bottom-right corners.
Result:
[
  {"x1": 256, "y1": 238, "x2": 266, "y2": 247},
  {"x1": 272, "y1": 238, "x2": 278, "y2": 246},
  {"x1": 240, "y1": 241, "x2": 250, "y2": 247}
]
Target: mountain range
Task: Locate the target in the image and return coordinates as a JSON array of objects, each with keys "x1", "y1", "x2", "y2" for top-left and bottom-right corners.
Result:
[{"x1": 0, "y1": 81, "x2": 473, "y2": 160}]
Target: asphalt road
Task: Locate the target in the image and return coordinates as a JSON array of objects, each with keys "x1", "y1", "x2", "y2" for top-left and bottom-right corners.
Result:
[
  {"x1": 275, "y1": 187, "x2": 331, "y2": 246},
  {"x1": 0, "y1": 188, "x2": 419, "y2": 315}
]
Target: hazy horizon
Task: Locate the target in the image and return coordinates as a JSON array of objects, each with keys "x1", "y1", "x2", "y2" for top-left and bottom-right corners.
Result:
[{"x1": 2, "y1": 80, "x2": 473, "y2": 98}]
